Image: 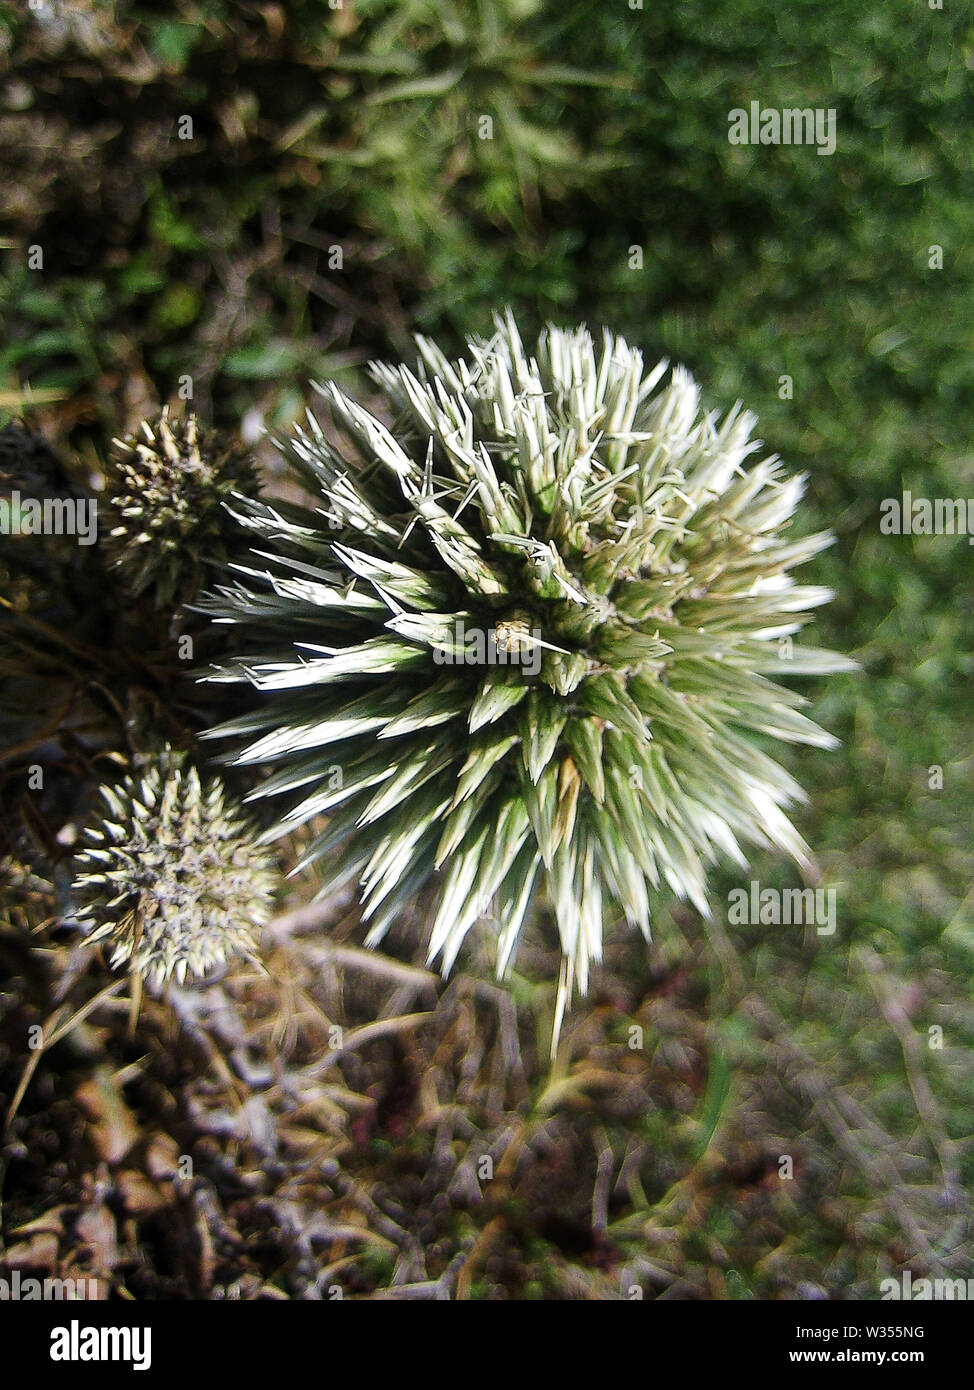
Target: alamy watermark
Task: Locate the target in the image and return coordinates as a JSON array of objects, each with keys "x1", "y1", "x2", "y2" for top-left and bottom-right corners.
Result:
[
  {"x1": 0, "y1": 491, "x2": 98, "y2": 545},
  {"x1": 727, "y1": 881, "x2": 836, "y2": 935},
  {"x1": 432, "y1": 619, "x2": 545, "y2": 675},
  {"x1": 0, "y1": 1270, "x2": 100, "y2": 1299},
  {"x1": 728, "y1": 102, "x2": 836, "y2": 156},
  {"x1": 50, "y1": 1320, "x2": 151, "y2": 1370},
  {"x1": 881, "y1": 1272, "x2": 974, "y2": 1300},
  {"x1": 880, "y1": 492, "x2": 974, "y2": 543}
]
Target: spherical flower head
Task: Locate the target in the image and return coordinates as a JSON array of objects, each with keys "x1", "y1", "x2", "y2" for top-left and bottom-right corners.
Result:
[
  {"x1": 105, "y1": 406, "x2": 260, "y2": 609},
  {"x1": 73, "y1": 752, "x2": 276, "y2": 989},
  {"x1": 203, "y1": 313, "x2": 854, "y2": 1041}
]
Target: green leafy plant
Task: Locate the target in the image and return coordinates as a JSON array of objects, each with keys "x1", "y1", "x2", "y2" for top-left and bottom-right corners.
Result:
[{"x1": 204, "y1": 314, "x2": 853, "y2": 1043}]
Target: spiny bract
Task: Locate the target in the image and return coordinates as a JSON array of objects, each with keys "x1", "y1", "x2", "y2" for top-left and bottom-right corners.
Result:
[
  {"x1": 105, "y1": 406, "x2": 260, "y2": 608},
  {"x1": 73, "y1": 753, "x2": 275, "y2": 989},
  {"x1": 203, "y1": 313, "x2": 854, "y2": 1039}
]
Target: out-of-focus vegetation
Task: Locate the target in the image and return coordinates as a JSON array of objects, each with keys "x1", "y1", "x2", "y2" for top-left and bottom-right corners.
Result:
[{"x1": 0, "y1": 0, "x2": 972, "y2": 1299}]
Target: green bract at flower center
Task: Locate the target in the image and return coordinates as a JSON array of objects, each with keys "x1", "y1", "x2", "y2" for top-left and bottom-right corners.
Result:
[{"x1": 201, "y1": 312, "x2": 855, "y2": 1048}]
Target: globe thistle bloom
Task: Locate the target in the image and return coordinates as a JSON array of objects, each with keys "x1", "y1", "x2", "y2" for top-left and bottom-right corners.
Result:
[
  {"x1": 104, "y1": 407, "x2": 260, "y2": 609},
  {"x1": 73, "y1": 753, "x2": 275, "y2": 988},
  {"x1": 203, "y1": 314, "x2": 854, "y2": 1040}
]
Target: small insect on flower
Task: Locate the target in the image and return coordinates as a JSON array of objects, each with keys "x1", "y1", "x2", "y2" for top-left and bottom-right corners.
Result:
[
  {"x1": 72, "y1": 751, "x2": 276, "y2": 990},
  {"x1": 202, "y1": 313, "x2": 855, "y2": 1050}
]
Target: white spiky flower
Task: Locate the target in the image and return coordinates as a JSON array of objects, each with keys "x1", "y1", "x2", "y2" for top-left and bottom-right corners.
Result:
[
  {"x1": 203, "y1": 313, "x2": 854, "y2": 1046},
  {"x1": 73, "y1": 753, "x2": 276, "y2": 989}
]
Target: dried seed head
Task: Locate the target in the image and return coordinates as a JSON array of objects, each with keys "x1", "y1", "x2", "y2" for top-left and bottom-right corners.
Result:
[
  {"x1": 73, "y1": 751, "x2": 275, "y2": 989},
  {"x1": 104, "y1": 406, "x2": 260, "y2": 608}
]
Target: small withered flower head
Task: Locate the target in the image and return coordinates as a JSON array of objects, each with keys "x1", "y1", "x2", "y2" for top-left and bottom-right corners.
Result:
[
  {"x1": 0, "y1": 420, "x2": 75, "y2": 496},
  {"x1": 73, "y1": 750, "x2": 275, "y2": 989},
  {"x1": 105, "y1": 405, "x2": 260, "y2": 608},
  {"x1": 203, "y1": 314, "x2": 855, "y2": 1042}
]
